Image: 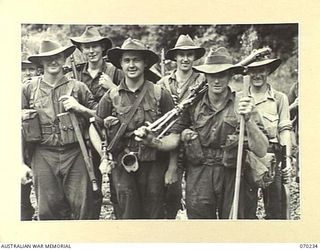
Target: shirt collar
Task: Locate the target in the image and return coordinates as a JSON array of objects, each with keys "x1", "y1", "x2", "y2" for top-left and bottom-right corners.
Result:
[
  {"x1": 201, "y1": 86, "x2": 235, "y2": 111},
  {"x1": 118, "y1": 78, "x2": 147, "y2": 93},
  {"x1": 42, "y1": 75, "x2": 69, "y2": 89},
  {"x1": 248, "y1": 83, "x2": 275, "y2": 101},
  {"x1": 168, "y1": 70, "x2": 177, "y2": 81},
  {"x1": 82, "y1": 60, "x2": 107, "y2": 74},
  {"x1": 168, "y1": 69, "x2": 199, "y2": 82}
]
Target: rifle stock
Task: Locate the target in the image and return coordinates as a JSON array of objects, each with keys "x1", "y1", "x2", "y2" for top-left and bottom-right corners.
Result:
[{"x1": 69, "y1": 112, "x2": 98, "y2": 191}]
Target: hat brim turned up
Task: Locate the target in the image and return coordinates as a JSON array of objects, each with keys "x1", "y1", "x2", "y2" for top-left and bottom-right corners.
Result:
[
  {"x1": 28, "y1": 45, "x2": 76, "y2": 66},
  {"x1": 166, "y1": 47, "x2": 206, "y2": 61},
  {"x1": 247, "y1": 58, "x2": 281, "y2": 75},
  {"x1": 107, "y1": 48, "x2": 159, "y2": 69},
  {"x1": 193, "y1": 63, "x2": 244, "y2": 75},
  {"x1": 70, "y1": 37, "x2": 112, "y2": 56}
]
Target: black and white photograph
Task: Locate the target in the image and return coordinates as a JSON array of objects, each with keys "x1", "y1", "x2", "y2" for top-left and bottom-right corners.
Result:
[
  {"x1": 2, "y1": 0, "x2": 320, "y2": 245},
  {"x1": 20, "y1": 23, "x2": 300, "y2": 221}
]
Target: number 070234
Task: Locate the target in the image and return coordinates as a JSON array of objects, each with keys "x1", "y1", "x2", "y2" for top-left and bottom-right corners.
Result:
[{"x1": 300, "y1": 244, "x2": 318, "y2": 248}]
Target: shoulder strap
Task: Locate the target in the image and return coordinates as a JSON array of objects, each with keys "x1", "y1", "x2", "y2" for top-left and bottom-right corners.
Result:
[
  {"x1": 105, "y1": 62, "x2": 117, "y2": 83},
  {"x1": 107, "y1": 83, "x2": 148, "y2": 152}
]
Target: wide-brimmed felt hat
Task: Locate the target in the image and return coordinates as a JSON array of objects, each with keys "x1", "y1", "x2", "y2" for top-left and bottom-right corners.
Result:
[
  {"x1": 70, "y1": 26, "x2": 112, "y2": 56},
  {"x1": 165, "y1": 34, "x2": 205, "y2": 61},
  {"x1": 28, "y1": 40, "x2": 76, "y2": 65},
  {"x1": 21, "y1": 60, "x2": 36, "y2": 69},
  {"x1": 107, "y1": 38, "x2": 159, "y2": 69},
  {"x1": 246, "y1": 58, "x2": 281, "y2": 75},
  {"x1": 193, "y1": 47, "x2": 244, "y2": 75}
]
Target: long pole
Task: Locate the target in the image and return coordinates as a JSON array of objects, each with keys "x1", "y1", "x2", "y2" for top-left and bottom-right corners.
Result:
[{"x1": 231, "y1": 74, "x2": 250, "y2": 219}]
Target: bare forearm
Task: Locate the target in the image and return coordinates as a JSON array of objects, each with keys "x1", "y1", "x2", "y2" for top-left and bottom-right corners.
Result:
[
  {"x1": 279, "y1": 129, "x2": 292, "y2": 156},
  {"x1": 77, "y1": 105, "x2": 96, "y2": 119},
  {"x1": 148, "y1": 133, "x2": 180, "y2": 151},
  {"x1": 246, "y1": 119, "x2": 268, "y2": 157}
]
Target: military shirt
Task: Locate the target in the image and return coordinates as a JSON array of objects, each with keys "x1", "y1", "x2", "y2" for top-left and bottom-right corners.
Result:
[
  {"x1": 157, "y1": 70, "x2": 205, "y2": 102},
  {"x1": 96, "y1": 79, "x2": 174, "y2": 160},
  {"x1": 77, "y1": 61, "x2": 124, "y2": 102},
  {"x1": 248, "y1": 84, "x2": 292, "y2": 142},
  {"x1": 22, "y1": 75, "x2": 96, "y2": 146},
  {"x1": 170, "y1": 87, "x2": 265, "y2": 167}
]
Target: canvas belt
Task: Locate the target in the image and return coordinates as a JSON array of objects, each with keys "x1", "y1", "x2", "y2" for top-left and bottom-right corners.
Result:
[{"x1": 41, "y1": 124, "x2": 61, "y2": 135}]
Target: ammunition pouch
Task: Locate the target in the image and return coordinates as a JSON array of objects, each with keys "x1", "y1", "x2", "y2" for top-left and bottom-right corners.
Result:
[
  {"x1": 57, "y1": 112, "x2": 78, "y2": 145},
  {"x1": 21, "y1": 109, "x2": 42, "y2": 142},
  {"x1": 183, "y1": 131, "x2": 205, "y2": 166},
  {"x1": 222, "y1": 134, "x2": 239, "y2": 167}
]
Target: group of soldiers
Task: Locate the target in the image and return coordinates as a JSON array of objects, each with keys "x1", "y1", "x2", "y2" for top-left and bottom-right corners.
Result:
[{"x1": 21, "y1": 26, "x2": 299, "y2": 220}]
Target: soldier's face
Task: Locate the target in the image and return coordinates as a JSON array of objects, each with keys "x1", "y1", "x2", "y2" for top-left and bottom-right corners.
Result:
[
  {"x1": 21, "y1": 67, "x2": 36, "y2": 82},
  {"x1": 175, "y1": 50, "x2": 196, "y2": 72},
  {"x1": 206, "y1": 71, "x2": 231, "y2": 95},
  {"x1": 249, "y1": 67, "x2": 268, "y2": 87},
  {"x1": 120, "y1": 51, "x2": 147, "y2": 80},
  {"x1": 41, "y1": 53, "x2": 66, "y2": 75},
  {"x1": 80, "y1": 42, "x2": 104, "y2": 63}
]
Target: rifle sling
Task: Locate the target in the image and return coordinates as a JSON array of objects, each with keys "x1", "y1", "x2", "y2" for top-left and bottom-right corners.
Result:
[{"x1": 107, "y1": 83, "x2": 148, "y2": 152}]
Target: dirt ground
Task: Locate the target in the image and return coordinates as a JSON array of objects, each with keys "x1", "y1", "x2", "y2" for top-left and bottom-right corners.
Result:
[{"x1": 30, "y1": 168, "x2": 300, "y2": 220}]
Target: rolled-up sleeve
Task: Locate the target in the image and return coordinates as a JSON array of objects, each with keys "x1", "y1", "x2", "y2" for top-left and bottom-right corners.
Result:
[
  {"x1": 277, "y1": 93, "x2": 292, "y2": 132},
  {"x1": 77, "y1": 81, "x2": 97, "y2": 110}
]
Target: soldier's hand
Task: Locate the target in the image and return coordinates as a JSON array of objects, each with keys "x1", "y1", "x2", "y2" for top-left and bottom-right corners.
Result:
[
  {"x1": 289, "y1": 97, "x2": 299, "y2": 111},
  {"x1": 59, "y1": 95, "x2": 82, "y2": 112},
  {"x1": 21, "y1": 163, "x2": 33, "y2": 185},
  {"x1": 172, "y1": 94, "x2": 179, "y2": 105},
  {"x1": 104, "y1": 116, "x2": 120, "y2": 129},
  {"x1": 238, "y1": 96, "x2": 255, "y2": 121},
  {"x1": 165, "y1": 168, "x2": 178, "y2": 185},
  {"x1": 99, "y1": 73, "x2": 116, "y2": 90},
  {"x1": 181, "y1": 128, "x2": 198, "y2": 142},
  {"x1": 134, "y1": 125, "x2": 151, "y2": 141}
]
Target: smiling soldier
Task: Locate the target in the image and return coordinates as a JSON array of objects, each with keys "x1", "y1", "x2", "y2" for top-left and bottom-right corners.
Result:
[{"x1": 96, "y1": 38, "x2": 175, "y2": 219}]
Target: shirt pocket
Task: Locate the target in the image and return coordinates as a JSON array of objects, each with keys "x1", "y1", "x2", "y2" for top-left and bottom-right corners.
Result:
[
  {"x1": 222, "y1": 116, "x2": 238, "y2": 136},
  {"x1": 262, "y1": 112, "x2": 279, "y2": 139},
  {"x1": 143, "y1": 103, "x2": 159, "y2": 123},
  {"x1": 116, "y1": 106, "x2": 144, "y2": 132}
]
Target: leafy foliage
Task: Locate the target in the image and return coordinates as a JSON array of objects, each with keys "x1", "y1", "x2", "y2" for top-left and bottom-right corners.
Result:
[{"x1": 21, "y1": 23, "x2": 298, "y2": 94}]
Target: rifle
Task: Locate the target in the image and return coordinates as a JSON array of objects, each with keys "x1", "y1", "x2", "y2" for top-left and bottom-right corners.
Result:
[
  {"x1": 64, "y1": 110, "x2": 98, "y2": 192},
  {"x1": 281, "y1": 145, "x2": 291, "y2": 219},
  {"x1": 160, "y1": 48, "x2": 165, "y2": 77},
  {"x1": 70, "y1": 54, "x2": 79, "y2": 80},
  {"x1": 60, "y1": 54, "x2": 98, "y2": 192}
]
